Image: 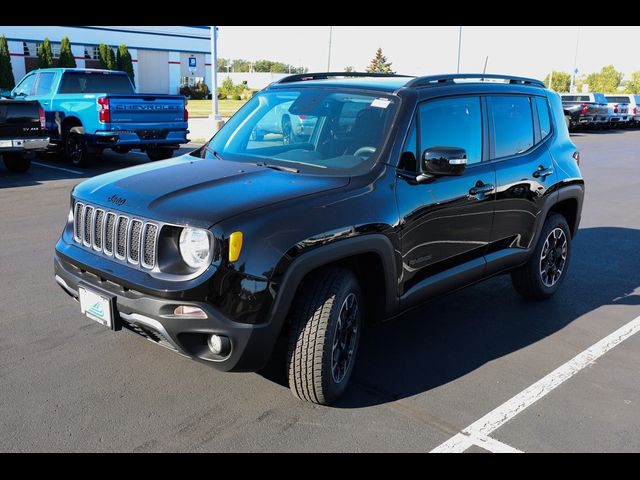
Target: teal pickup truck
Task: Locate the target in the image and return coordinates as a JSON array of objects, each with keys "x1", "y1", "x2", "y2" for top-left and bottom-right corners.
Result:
[{"x1": 10, "y1": 68, "x2": 189, "y2": 166}]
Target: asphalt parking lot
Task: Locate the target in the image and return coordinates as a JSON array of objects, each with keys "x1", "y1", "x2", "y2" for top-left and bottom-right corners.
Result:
[{"x1": 1, "y1": 130, "x2": 639, "y2": 452}]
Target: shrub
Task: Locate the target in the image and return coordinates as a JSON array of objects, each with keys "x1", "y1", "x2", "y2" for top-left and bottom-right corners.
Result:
[
  {"x1": 217, "y1": 91, "x2": 227, "y2": 100},
  {"x1": 58, "y1": 37, "x2": 76, "y2": 68},
  {"x1": 179, "y1": 85, "x2": 192, "y2": 97},
  {"x1": 231, "y1": 94, "x2": 240, "y2": 100},
  {"x1": 37, "y1": 38, "x2": 54, "y2": 68},
  {"x1": 0, "y1": 35, "x2": 15, "y2": 89},
  {"x1": 116, "y1": 44, "x2": 135, "y2": 87},
  {"x1": 189, "y1": 82, "x2": 210, "y2": 100}
]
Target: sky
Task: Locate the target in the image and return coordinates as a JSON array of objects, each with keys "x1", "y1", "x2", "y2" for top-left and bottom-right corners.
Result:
[{"x1": 216, "y1": 26, "x2": 640, "y2": 80}]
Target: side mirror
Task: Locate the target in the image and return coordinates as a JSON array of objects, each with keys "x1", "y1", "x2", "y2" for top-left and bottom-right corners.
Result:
[{"x1": 422, "y1": 147, "x2": 467, "y2": 176}]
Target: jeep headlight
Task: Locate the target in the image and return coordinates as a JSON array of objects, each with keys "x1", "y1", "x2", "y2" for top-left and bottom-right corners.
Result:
[{"x1": 179, "y1": 227, "x2": 212, "y2": 269}]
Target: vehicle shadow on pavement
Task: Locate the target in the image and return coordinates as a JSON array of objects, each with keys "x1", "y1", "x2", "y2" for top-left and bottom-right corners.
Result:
[{"x1": 261, "y1": 227, "x2": 640, "y2": 408}]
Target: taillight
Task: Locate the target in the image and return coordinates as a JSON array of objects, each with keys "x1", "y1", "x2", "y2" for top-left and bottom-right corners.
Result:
[
  {"x1": 184, "y1": 98, "x2": 188, "y2": 122},
  {"x1": 581, "y1": 103, "x2": 588, "y2": 115},
  {"x1": 38, "y1": 104, "x2": 45, "y2": 130},
  {"x1": 573, "y1": 151, "x2": 580, "y2": 166},
  {"x1": 614, "y1": 104, "x2": 618, "y2": 114},
  {"x1": 634, "y1": 106, "x2": 637, "y2": 115},
  {"x1": 97, "y1": 97, "x2": 110, "y2": 123}
]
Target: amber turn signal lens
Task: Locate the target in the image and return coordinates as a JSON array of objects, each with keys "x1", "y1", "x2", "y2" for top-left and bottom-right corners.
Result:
[{"x1": 229, "y1": 231, "x2": 243, "y2": 263}]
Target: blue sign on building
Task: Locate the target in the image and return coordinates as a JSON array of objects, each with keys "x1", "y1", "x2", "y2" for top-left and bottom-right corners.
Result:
[{"x1": 188, "y1": 57, "x2": 197, "y2": 68}]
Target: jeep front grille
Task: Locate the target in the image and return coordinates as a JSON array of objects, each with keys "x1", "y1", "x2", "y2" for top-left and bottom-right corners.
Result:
[{"x1": 72, "y1": 202, "x2": 159, "y2": 270}]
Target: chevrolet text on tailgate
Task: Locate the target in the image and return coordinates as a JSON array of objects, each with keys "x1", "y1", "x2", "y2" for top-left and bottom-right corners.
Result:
[
  {"x1": 10, "y1": 68, "x2": 188, "y2": 166},
  {"x1": 54, "y1": 73, "x2": 585, "y2": 405}
]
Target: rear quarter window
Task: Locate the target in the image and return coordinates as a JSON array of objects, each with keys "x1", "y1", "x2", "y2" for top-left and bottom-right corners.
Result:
[{"x1": 535, "y1": 96, "x2": 552, "y2": 139}]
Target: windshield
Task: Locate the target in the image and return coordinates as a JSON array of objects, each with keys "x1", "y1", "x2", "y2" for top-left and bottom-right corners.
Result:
[{"x1": 198, "y1": 87, "x2": 399, "y2": 174}]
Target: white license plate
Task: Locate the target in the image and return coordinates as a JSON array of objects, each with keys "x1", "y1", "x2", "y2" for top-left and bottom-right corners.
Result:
[
  {"x1": 79, "y1": 286, "x2": 113, "y2": 328},
  {"x1": 0, "y1": 140, "x2": 12, "y2": 148}
]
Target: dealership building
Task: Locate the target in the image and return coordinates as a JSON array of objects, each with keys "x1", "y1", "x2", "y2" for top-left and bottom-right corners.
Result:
[{"x1": 0, "y1": 26, "x2": 213, "y2": 94}]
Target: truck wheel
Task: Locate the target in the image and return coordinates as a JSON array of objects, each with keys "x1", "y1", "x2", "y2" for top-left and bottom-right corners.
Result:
[
  {"x1": 65, "y1": 131, "x2": 90, "y2": 167},
  {"x1": 146, "y1": 147, "x2": 176, "y2": 161},
  {"x1": 287, "y1": 267, "x2": 362, "y2": 405},
  {"x1": 2, "y1": 153, "x2": 31, "y2": 173},
  {"x1": 511, "y1": 213, "x2": 572, "y2": 300}
]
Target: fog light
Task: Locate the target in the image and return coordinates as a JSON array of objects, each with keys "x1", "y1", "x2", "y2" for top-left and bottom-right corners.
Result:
[
  {"x1": 207, "y1": 334, "x2": 230, "y2": 356},
  {"x1": 173, "y1": 305, "x2": 207, "y2": 319}
]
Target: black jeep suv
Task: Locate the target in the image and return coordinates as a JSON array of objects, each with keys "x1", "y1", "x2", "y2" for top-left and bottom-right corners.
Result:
[{"x1": 54, "y1": 73, "x2": 584, "y2": 405}]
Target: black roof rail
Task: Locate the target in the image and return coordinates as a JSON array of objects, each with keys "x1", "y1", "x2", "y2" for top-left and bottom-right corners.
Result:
[
  {"x1": 405, "y1": 74, "x2": 546, "y2": 89},
  {"x1": 276, "y1": 72, "x2": 414, "y2": 84}
]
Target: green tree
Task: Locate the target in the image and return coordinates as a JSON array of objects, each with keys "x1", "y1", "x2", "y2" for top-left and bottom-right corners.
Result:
[
  {"x1": 0, "y1": 35, "x2": 15, "y2": 89},
  {"x1": 98, "y1": 43, "x2": 116, "y2": 70},
  {"x1": 231, "y1": 59, "x2": 251, "y2": 72},
  {"x1": 585, "y1": 65, "x2": 623, "y2": 93},
  {"x1": 543, "y1": 71, "x2": 571, "y2": 92},
  {"x1": 57, "y1": 37, "x2": 76, "y2": 68},
  {"x1": 344, "y1": 66, "x2": 354, "y2": 72},
  {"x1": 366, "y1": 48, "x2": 394, "y2": 74},
  {"x1": 625, "y1": 71, "x2": 640, "y2": 94},
  {"x1": 220, "y1": 76, "x2": 235, "y2": 97},
  {"x1": 37, "y1": 38, "x2": 54, "y2": 69},
  {"x1": 116, "y1": 44, "x2": 135, "y2": 87}
]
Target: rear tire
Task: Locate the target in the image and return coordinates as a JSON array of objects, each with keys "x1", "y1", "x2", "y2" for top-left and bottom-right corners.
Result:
[
  {"x1": 287, "y1": 267, "x2": 362, "y2": 405},
  {"x1": 511, "y1": 213, "x2": 571, "y2": 300},
  {"x1": 65, "y1": 131, "x2": 91, "y2": 167},
  {"x1": 2, "y1": 153, "x2": 31, "y2": 173},
  {"x1": 146, "y1": 146, "x2": 176, "y2": 161}
]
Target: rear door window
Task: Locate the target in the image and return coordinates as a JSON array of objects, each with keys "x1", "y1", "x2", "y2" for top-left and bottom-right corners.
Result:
[
  {"x1": 489, "y1": 96, "x2": 534, "y2": 159},
  {"x1": 34, "y1": 72, "x2": 56, "y2": 96}
]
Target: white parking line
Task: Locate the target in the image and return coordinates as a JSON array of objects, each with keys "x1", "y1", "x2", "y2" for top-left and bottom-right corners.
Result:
[
  {"x1": 31, "y1": 161, "x2": 83, "y2": 175},
  {"x1": 431, "y1": 314, "x2": 640, "y2": 453}
]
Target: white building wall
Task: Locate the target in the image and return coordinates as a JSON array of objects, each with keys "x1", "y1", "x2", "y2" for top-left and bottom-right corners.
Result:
[
  {"x1": 129, "y1": 48, "x2": 139, "y2": 93},
  {"x1": 168, "y1": 51, "x2": 181, "y2": 95},
  {"x1": 7, "y1": 40, "x2": 25, "y2": 83},
  {"x1": 218, "y1": 72, "x2": 289, "y2": 90},
  {"x1": 70, "y1": 44, "x2": 85, "y2": 69}
]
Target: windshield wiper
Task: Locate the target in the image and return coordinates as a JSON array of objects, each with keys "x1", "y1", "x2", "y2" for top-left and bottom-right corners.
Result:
[
  {"x1": 210, "y1": 150, "x2": 225, "y2": 161},
  {"x1": 257, "y1": 163, "x2": 299, "y2": 173}
]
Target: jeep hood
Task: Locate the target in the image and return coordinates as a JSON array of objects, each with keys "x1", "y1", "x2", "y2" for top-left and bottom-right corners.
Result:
[{"x1": 72, "y1": 155, "x2": 350, "y2": 226}]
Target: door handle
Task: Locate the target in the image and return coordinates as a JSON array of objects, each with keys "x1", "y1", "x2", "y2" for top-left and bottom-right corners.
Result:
[
  {"x1": 533, "y1": 166, "x2": 554, "y2": 178},
  {"x1": 468, "y1": 182, "x2": 494, "y2": 196}
]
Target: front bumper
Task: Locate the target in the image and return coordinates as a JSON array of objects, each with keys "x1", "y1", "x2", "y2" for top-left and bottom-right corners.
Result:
[
  {"x1": 54, "y1": 252, "x2": 281, "y2": 372},
  {"x1": 0, "y1": 137, "x2": 50, "y2": 152}
]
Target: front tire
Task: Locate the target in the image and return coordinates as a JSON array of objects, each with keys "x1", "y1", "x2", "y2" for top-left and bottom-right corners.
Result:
[
  {"x1": 511, "y1": 213, "x2": 572, "y2": 300},
  {"x1": 2, "y1": 153, "x2": 31, "y2": 173},
  {"x1": 287, "y1": 267, "x2": 362, "y2": 405}
]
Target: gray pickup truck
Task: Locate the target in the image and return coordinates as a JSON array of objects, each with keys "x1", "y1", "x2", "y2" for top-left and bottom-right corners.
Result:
[{"x1": 0, "y1": 99, "x2": 49, "y2": 172}]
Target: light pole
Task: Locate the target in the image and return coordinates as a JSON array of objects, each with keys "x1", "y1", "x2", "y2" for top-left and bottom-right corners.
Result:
[
  {"x1": 456, "y1": 26, "x2": 462, "y2": 73},
  {"x1": 210, "y1": 26, "x2": 220, "y2": 122},
  {"x1": 327, "y1": 26, "x2": 333, "y2": 71},
  {"x1": 569, "y1": 26, "x2": 581, "y2": 93}
]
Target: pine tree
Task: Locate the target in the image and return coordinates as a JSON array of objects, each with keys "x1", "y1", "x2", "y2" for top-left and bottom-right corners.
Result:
[
  {"x1": 116, "y1": 44, "x2": 135, "y2": 87},
  {"x1": 58, "y1": 37, "x2": 76, "y2": 68},
  {"x1": 366, "y1": 48, "x2": 394, "y2": 74},
  {"x1": 0, "y1": 35, "x2": 15, "y2": 89},
  {"x1": 98, "y1": 43, "x2": 116, "y2": 70},
  {"x1": 37, "y1": 38, "x2": 54, "y2": 69}
]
